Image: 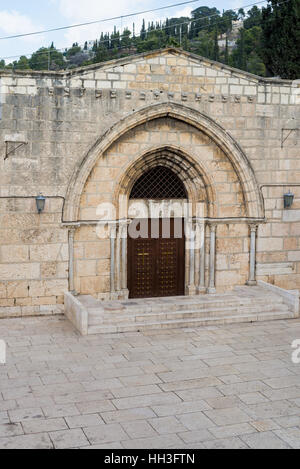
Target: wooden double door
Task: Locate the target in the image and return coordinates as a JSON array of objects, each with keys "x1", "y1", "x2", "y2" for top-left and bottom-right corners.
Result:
[{"x1": 128, "y1": 219, "x2": 185, "y2": 299}]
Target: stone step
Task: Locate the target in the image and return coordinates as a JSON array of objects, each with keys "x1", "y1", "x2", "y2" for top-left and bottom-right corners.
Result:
[
  {"x1": 88, "y1": 295, "x2": 284, "y2": 317},
  {"x1": 65, "y1": 284, "x2": 299, "y2": 335},
  {"x1": 88, "y1": 309, "x2": 296, "y2": 335},
  {"x1": 88, "y1": 302, "x2": 290, "y2": 326}
]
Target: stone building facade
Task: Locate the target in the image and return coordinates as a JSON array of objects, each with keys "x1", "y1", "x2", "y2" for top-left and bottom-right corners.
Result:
[{"x1": 0, "y1": 48, "x2": 299, "y2": 317}]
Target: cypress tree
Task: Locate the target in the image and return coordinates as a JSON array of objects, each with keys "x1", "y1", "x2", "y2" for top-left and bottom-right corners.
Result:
[
  {"x1": 261, "y1": 0, "x2": 300, "y2": 78},
  {"x1": 225, "y1": 35, "x2": 229, "y2": 64},
  {"x1": 213, "y1": 29, "x2": 219, "y2": 61},
  {"x1": 141, "y1": 19, "x2": 146, "y2": 40},
  {"x1": 238, "y1": 29, "x2": 247, "y2": 70}
]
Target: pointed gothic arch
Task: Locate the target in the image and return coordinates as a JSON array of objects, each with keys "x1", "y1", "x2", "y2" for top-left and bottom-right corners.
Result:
[
  {"x1": 113, "y1": 145, "x2": 217, "y2": 219},
  {"x1": 63, "y1": 102, "x2": 264, "y2": 222}
]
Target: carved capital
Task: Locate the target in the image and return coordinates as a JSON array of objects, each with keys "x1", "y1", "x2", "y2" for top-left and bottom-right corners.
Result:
[
  {"x1": 249, "y1": 223, "x2": 258, "y2": 234},
  {"x1": 209, "y1": 222, "x2": 217, "y2": 233},
  {"x1": 67, "y1": 225, "x2": 78, "y2": 235}
]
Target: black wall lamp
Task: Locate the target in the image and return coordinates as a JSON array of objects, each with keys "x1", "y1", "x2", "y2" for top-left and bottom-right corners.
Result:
[
  {"x1": 284, "y1": 190, "x2": 294, "y2": 209},
  {"x1": 36, "y1": 194, "x2": 46, "y2": 214}
]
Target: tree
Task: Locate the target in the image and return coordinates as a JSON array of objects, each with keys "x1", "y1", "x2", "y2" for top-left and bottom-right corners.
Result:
[
  {"x1": 13, "y1": 56, "x2": 30, "y2": 70},
  {"x1": 136, "y1": 33, "x2": 160, "y2": 53},
  {"x1": 29, "y1": 48, "x2": 50, "y2": 70},
  {"x1": 244, "y1": 6, "x2": 262, "y2": 29},
  {"x1": 140, "y1": 19, "x2": 146, "y2": 40},
  {"x1": 231, "y1": 28, "x2": 247, "y2": 71},
  {"x1": 29, "y1": 46, "x2": 64, "y2": 70},
  {"x1": 231, "y1": 25, "x2": 265, "y2": 76},
  {"x1": 219, "y1": 9, "x2": 238, "y2": 34},
  {"x1": 93, "y1": 45, "x2": 109, "y2": 63},
  {"x1": 247, "y1": 52, "x2": 266, "y2": 75},
  {"x1": 244, "y1": 26, "x2": 263, "y2": 57},
  {"x1": 167, "y1": 36, "x2": 180, "y2": 48},
  {"x1": 191, "y1": 30, "x2": 214, "y2": 59},
  {"x1": 110, "y1": 27, "x2": 120, "y2": 50},
  {"x1": 225, "y1": 36, "x2": 229, "y2": 64},
  {"x1": 238, "y1": 8, "x2": 245, "y2": 20},
  {"x1": 68, "y1": 51, "x2": 90, "y2": 67},
  {"x1": 0, "y1": 59, "x2": 5, "y2": 69},
  {"x1": 261, "y1": 0, "x2": 300, "y2": 78},
  {"x1": 182, "y1": 34, "x2": 189, "y2": 51},
  {"x1": 2, "y1": 3, "x2": 294, "y2": 76},
  {"x1": 121, "y1": 28, "x2": 132, "y2": 49},
  {"x1": 213, "y1": 29, "x2": 219, "y2": 61},
  {"x1": 65, "y1": 44, "x2": 82, "y2": 58},
  {"x1": 165, "y1": 18, "x2": 170, "y2": 38},
  {"x1": 190, "y1": 7, "x2": 220, "y2": 37}
]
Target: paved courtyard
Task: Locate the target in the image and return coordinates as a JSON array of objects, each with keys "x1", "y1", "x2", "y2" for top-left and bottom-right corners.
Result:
[{"x1": 0, "y1": 315, "x2": 300, "y2": 449}]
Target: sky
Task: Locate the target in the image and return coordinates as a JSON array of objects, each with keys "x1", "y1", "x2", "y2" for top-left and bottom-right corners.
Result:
[{"x1": 0, "y1": 0, "x2": 254, "y2": 63}]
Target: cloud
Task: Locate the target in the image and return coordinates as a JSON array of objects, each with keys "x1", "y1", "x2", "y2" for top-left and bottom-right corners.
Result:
[
  {"x1": 52, "y1": 0, "x2": 193, "y2": 48},
  {"x1": 174, "y1": 6, "x2": 194, "y2": 18},
  {"x1": 229, "y1": 0, "x2": 255, "y2": 11},
  {"x1": 55, "y1": 0, "x2": 150, "y2": 22},
  {"x1": 0, "y1": 9, "x2": 44, "y2": 44}
]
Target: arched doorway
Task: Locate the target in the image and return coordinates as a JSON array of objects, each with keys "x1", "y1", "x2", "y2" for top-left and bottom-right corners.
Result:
[
  {"x1": 127, "y1": 166, "x2": 187, "y2": 299},
  {"x1": 68, "y1": 105, "x2": 265, "y2": 300}
]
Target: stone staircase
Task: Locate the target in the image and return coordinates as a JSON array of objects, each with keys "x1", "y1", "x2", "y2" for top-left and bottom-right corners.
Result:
[{"x1": 65, "y1": 284, "x2": 299, "y2": 335}]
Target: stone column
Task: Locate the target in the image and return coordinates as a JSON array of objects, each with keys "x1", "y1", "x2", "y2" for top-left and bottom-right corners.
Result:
[
  {"x1": 247, "y1": 224, "x2": 258, "y2": 286},
  {"x1": 68, "y1": 227, "x2": 77, "y2": 295},
  {"x1": 207, "y1": 223, "x2": 217, "y2": 294},
  {"x1": 115, "y1": 223, "x2": 121, "y2": 294},
  {"x1": 110, "y1": 223, "x2": 117, "y2": 298},
  {"x1": 121, "y1": 220, "x2": 129, "y2": 300},
  {"x1": 194, "y1": 241, "x2": 200, "y2": 294},
  {"x1": 198, "y1": 220, "x2": 206, "y2": 294},
  {"x1": 187, "y1": 219, "x2": 196, "y2": 296}
]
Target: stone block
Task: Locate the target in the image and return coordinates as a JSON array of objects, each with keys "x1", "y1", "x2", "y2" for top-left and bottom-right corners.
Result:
[
  {"x1": 123, "y1": 64, "x2": 136, "y2": 73},
  {"x1": 257, "y1": 262, "x2": 294, "y2": 275},
  {"x1": 49, "y1": 429, "x2": 89, "y2": 449},
  {"x1": 216, "y1": 271, "x2": 245, "y2": 286},
  {"x1": 288, "y1": 251, "x2": 300, "y2": 262},
  {"x1": 257, "y1": 238, "x2": 283, "y2": 252},
  {"x1": 77, "y1": 260, "x2": 97, "y2": 277},
  {"x1": 283, "y1": 210, "x2": 300, "y2": 222},
  {"x1": 0, "y1": 264, "x2": 40, "y2": 281},
  {"x1": 0, "y1": 282, "x2": 7, "y2": 299},
  {"x1": 80, "y1": 276, "x2": 109, "y2": 295},
  {"x1": 0, "y1": 246, "x2": 29, "y2": 262},
  {"x1": 6, "y1": 281, "x2": 29, "y2": 298},
  {"x1": 84, "y1": 241, "x2": 110, "y2": 260},
  {"x1": 41, "y1": 262, "x2": 57, "y2": 278},
  {"x1": 29, "y1": 244, "x2": 68, "y2": 262}
]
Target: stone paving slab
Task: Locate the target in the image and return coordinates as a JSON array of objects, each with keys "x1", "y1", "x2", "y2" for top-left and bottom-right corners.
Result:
[{"x1": 0, "y1": 315, "x2": 300, "y2": 449}]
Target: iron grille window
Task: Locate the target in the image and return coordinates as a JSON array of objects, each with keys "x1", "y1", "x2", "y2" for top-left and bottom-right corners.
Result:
[{"x1": 130, "y1": 166, "x2": 187, "y2": 199}]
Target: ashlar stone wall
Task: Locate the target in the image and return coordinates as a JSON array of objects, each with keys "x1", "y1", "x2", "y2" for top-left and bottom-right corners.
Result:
[{"x1": 0, "y1": 48, "x2": 299, "y2": 315}]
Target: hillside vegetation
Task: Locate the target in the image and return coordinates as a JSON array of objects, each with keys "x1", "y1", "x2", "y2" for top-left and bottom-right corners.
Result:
[{"x1": 1, "y1": 0, "x2": 299, "y2": 79}]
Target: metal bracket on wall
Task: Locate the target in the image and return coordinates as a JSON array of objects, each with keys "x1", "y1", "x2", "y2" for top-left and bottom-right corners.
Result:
[
  {"x1": 281, "y1": 128, "x2": 299, "y2": 148},
  {"x1": 4, "y1": 141, "x2": 28, "y2": 160}
]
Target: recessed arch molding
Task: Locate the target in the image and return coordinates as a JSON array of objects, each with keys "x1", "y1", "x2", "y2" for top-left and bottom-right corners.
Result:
[{"x1": 63, "y1": 102, "x2": 265, "y2": 222}]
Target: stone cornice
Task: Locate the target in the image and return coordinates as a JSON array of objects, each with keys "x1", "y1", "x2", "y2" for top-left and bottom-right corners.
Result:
[{"x1": 0, "y1": 47, "x2": 295, "y2": 85}]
